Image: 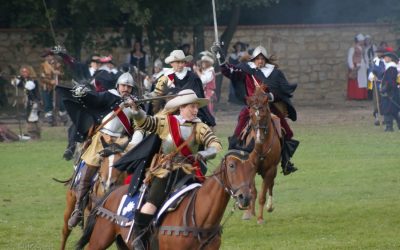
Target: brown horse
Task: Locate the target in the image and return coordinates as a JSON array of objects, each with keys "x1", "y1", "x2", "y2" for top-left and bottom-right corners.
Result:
[
  {"x1": 60, "y1": 138, "x2": 128, "y2": 250},
  {"x1": 241, "y1": 86, "x2": 282, "y2": 224},
  {"x1": 76, "y1": 150, "x2": 256, "y2": 250}
]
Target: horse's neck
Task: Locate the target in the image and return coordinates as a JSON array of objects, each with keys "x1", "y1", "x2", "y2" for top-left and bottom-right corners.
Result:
[
  {"x1": 249, "y1": 113, "x2": 275, "y2": 162},
  {"x1": 192, "y1": 173, "x2": 230, "y2": 226}
]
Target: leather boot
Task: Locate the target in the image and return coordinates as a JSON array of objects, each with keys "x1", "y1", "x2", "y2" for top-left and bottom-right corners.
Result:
[
  {"x1": 281, "y1": 139, "x2": 299, "y2": 175},
  {"x1": 68, "y1": 164, "x2": 97, "y2": 228},
  {"x1": 384, "y1": 116, "x2": 394, "y2": 132},
  {"x1": 132, "y1": 212, "x2": 154, "y2": 250}
]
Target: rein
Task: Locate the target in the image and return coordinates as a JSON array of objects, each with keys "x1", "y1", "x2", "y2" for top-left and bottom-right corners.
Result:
[{"x1": 250, "y1": 104, "x2": 277, "y2": 161}]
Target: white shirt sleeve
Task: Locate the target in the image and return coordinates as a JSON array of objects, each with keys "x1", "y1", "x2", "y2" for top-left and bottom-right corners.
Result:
[
  {"x1": 128, "y1": 130, "x2": 144, "y2": 149},
  {"x1": 347, "y1": 47, "x2": 355, "y2": 69}
]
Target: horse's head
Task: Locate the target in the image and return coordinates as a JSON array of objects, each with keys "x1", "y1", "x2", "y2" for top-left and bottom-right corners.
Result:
[
  {"x1": 246, "y1": 87, "x2": 272, "y2": 143},
  {"x1": 96, "y1": 136, "x2": 129, "y2": 195},
  {"x1": 219, "y1": 150, "x2": 257, "y2": 210}
]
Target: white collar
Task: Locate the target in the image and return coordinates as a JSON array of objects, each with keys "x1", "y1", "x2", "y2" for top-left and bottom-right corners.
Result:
[
  {"x1": 98, "y1": 65, "x2": 112, "y2": 72},
  {"x1": 385, "y1": 61, "x2": 397, "y2": 70},
  {"x1": 108, "y1": 89, "x2": 121, "y2": 97},
  {"x1": 175, "y1": 115, "x2": 201, "y2": 124},
  {"x1": 203, "y1": 66, "x2": 214, "y2": 73},
  {"x1": 248, "y1": 62, "x2": 275, "y2": 78},
  {"x1": 164, "y1": 67, "x2": 189, "y2": 80}
]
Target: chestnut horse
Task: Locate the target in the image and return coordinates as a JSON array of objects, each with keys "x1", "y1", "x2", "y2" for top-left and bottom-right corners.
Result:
[
  {"x1": 242, "y1": 86, "x2": 282, "y2": 224},
  {"x1": 76, "y1": 150, "x2": 256, "y2": 250},
  {"x1": 60, "y1": 138, "x2": 128, "y2": 250}
]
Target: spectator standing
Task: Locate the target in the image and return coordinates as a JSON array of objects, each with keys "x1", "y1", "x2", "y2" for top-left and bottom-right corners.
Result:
[
  {"x1": 194, "y1": 54, "x2": 216, "y2": 115},
  {"x1": 347, "y1": 33, "x2": 368, "y2": 100},
  {"x1": 11, "y1": 66, "x2": 41, "y2": 139},
  {"x1": 39, "y1": 49, "x2": 68, "y2": 126},
  {"x1": 126, "y1": 40, "x2": 149, "y2": 74}
]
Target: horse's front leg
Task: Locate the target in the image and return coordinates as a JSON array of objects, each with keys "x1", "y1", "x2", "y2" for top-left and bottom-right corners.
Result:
[
  {"x1": 265, "y1": 179, "x2": 275, "y2": 213},
  {"x1": 242, "y1": 179, "x2": 257, "y2": 220},
  {"x1": 257, "y1": 177, "x2": 268, "y2": 224}
]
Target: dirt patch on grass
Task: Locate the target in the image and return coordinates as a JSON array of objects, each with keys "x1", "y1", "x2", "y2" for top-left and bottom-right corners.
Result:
[{"x1": 214, "y1": 100, "x2": 374, "y2": 126}]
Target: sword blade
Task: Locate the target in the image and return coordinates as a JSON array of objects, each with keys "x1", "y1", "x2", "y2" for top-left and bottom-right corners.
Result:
[{"x1": 211, "y1": 0, "x2": 219, "y2": 45}]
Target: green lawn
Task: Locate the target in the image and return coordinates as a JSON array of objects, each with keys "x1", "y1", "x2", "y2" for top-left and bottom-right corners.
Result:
[{"x1": 0, "y1": 116, "x2": 399, "y2": 249}]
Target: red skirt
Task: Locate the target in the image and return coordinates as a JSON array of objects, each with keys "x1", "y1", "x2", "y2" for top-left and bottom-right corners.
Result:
[{"x1": 347, "y1": 79, "x2": 368, "y2": 100}]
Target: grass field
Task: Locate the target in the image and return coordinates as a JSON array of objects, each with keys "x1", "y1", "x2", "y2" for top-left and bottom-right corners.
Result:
[{"x1": 0, "y1": 108, "x2": 399, "y2": 249}]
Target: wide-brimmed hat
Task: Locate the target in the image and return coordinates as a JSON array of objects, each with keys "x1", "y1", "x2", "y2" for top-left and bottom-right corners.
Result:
[
  {"x1": 201, "y1": 55, "x2": 214, "y2": 64},
  {"x1": 250, "y1": 45, "x2": 268, "y2": 60},
  {"x1": 164, "y1": 89, "x2": 208, "y2": 111},
  {"x1": 165, "y1": 50, "x2": 193, "y2": 64},
  {"x1": 383, "y1": 52, "x2": 399, "y2": 62}
]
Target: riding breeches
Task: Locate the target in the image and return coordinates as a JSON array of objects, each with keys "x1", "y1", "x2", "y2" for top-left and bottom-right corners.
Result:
[{"x1": 146, "y1": 168, "x2": 186, "y2": 209}]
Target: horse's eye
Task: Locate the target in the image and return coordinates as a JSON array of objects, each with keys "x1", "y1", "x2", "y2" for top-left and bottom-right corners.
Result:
[{"x1": 229, "y1": 163, "x2": 235, "y2": 169}]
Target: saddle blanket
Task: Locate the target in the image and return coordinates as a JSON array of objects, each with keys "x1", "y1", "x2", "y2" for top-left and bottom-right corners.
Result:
[
  {"x1": 72, "y1": 161, "x2": 98, "y2": 188},
  {"x1": 116, "y1": 183, "x2": 202, "y2": 226}
]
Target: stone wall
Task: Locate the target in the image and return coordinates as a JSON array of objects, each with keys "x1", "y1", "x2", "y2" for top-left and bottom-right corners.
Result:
[
  {"x1": 0, "y1": 23, "x2": 398, "y2": 105},
  {"x1": 204, "y1": 23, "x2": 398, "y2": 104}
]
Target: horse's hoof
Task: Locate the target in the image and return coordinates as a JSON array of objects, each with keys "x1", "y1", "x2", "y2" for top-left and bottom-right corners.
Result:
[
  {"x1": 257, "y1": 218, "x2": 265, "y2": 224},
  {"x1": 242, "y1": 212, "x2": 252, "y2": 220},
  {"x1": 267, "y1": 207, "x2": 274, "y2": 213}
]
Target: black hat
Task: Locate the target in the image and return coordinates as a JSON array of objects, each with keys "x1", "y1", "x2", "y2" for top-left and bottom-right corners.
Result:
[{"x1": 383, "y1": 52, "x2": 399, "y2": 63}]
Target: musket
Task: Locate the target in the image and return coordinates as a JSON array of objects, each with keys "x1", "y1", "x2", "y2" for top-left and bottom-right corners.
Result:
[
  {"x1": 90, "y1": 92, "x2": 192, "y2": 136},
  {"x1": 134, "y1": 92, "x2": 193, "y2": 105}
]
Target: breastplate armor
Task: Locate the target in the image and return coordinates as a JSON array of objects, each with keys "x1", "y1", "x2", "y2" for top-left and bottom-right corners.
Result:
[
  {"x1": 100, "y1": 107, "x2": 133, "y2": 136},
  {"x1": 161, "y1": 123, "x2": 199, "y2": 155}
]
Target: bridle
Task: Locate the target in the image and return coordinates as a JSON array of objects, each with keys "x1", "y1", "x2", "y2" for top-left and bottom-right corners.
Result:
[
  {"x1": 249, "y1": 102, "x2": 276, "y2": 161},
  {"x1": 212, "y1": 153, "x2": 250, "y2": 203},
  {"x1": 97, "y1": 146, "x2": 125, "y2": 194}
]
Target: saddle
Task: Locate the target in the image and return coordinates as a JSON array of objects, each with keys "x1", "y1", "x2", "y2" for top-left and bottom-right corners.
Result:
[{"x1": 105, "y1": 175, "x2": 201, "y2": 227}]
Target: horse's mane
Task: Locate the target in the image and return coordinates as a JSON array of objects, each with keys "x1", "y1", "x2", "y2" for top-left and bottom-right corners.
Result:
[{"x1": 225, "y1": 149, "x2": 250, "y2": 161}]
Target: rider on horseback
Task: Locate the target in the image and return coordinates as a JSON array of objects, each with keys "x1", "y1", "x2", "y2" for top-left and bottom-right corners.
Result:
[
  {"x1": 128, "y1": 89, "x2": 222, "y2": 250},
  {"x1": 65, "y1": 72, "x2": 145, "y2": 228},
  {"x1": 216, "y1": 45, "x2": 299, "y2": 175}
]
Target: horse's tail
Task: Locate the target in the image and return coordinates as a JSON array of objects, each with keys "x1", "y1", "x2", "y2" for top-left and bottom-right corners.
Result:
[
  {"x1": 75, "y1": 208, "x2": 97, "y2": 250},
  {"x1": 52, "y1": 177, "x2": 72, "y2": 186}
]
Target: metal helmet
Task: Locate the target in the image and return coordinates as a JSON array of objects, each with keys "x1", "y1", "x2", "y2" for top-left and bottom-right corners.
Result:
[
  {"x1": 250, "y1": 46, "x2": 268, "y2": 60},
  {"x1": 116, "y1": 72, "x2": 135, "y2": 88}
]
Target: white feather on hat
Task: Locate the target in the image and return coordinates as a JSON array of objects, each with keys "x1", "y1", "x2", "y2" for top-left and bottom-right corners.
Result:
[
  {"x1": 164, "y1": 89, "x2": 208, "y2": 111},
  {"x1": 165, "y1": 50, "x2": 193, "y2": 64}
]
